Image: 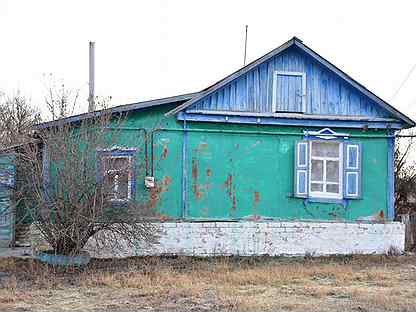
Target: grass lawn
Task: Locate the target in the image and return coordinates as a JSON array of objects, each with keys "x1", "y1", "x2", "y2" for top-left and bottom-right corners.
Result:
[{"x1": 1, "y1": 254, "x2": 416, "y2": 311}]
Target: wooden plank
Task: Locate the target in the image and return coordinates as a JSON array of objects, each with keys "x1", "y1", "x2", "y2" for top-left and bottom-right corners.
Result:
[{"x1": 166, "y1": 38, "x2": 414, "y2": 127}]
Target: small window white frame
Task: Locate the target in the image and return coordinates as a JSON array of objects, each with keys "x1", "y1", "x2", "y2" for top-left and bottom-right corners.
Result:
[
  {"x1": 309, "y1": 141, "x2": 343, "y2": 199},
  {"x1": 104, "y1": 155, "x2": 133, "y2": 201},
  {"x1": 272, "y1": 71, "x2": 306, "y2": 113}
]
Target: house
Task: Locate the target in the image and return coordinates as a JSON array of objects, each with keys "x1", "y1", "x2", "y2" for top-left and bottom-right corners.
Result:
[{"x1": 1, "y1": 37, "x2": 413, "y2": 255}]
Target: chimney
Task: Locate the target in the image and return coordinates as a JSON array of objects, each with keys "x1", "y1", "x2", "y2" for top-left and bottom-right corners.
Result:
[{"x1": 88, "y1": 41, "x2": 95, "y2": 112}]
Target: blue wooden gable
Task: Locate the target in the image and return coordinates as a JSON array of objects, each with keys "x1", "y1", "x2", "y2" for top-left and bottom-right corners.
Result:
[
  {"x1": 167, "y1": 37, "x2": 414, "y2": 129},
  {"x1": 186, "y1": 46, "x2": 390, "y2": 117}
]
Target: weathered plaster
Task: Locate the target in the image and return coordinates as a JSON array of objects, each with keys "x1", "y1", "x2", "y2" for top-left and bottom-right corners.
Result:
[{"x1": 86, "y1": 221, "x2": 405, "y2": 258}]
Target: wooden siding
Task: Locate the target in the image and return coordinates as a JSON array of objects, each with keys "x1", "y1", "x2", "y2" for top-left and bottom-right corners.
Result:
[{"x1": 187, "y1": 46, "x2": 391, "y2": 119}]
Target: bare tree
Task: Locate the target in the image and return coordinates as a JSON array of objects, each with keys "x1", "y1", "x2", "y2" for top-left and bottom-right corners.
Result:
[
  {"x1": 0, "y1": 92, "x2": 41, "y2": 149},
  {"x1": 395, "y1": 131, "x2": 416, "y2": 216},
  {"x1": 14, "y1": 88, "x2": 158, "y2": 256},
  {"x1": 42, "y1": 74, "x2": 81, "y2": 121}
]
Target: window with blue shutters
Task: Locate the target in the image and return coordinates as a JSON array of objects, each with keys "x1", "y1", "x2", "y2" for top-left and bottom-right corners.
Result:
[{"x1": 294, "y1": 139, "x2": 362, "y2": 200}]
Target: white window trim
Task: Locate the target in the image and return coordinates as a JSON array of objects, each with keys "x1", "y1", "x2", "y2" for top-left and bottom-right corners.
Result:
[
  {"x1": 104, "y1": 155, "x2": 133, "y2": 201},
  {"x1": 308, "y1": 141, "x2": 343, "y2": 200},
  {"x1": 272, "y1": 71, "x2": 306, "y2": 113}
]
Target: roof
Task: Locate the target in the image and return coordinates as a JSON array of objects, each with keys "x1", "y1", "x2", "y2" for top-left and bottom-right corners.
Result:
[
  {"x1": 35, "y1": 92, "x2": 201, "y2": 129},
  {"x1": 165, "y1": 37, "x2": 415, "y2": 127},
  {"x1": 0, "y1": 139, "x2": 40, "y2": 154}
]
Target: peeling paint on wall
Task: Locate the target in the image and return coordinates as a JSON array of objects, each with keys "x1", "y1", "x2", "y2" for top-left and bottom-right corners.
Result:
[
  {"x1": 124, "y1": 106, "x2": 392, "y2": 221},
  {"x1": 87, "y1": 221, "x2": 406, "y2": 258}
]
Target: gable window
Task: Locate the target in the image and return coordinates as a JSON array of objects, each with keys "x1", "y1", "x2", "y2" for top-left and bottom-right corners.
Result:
[
  {"x1": 98, "y1": 149, "x2": 136, "y2": 202},
  {"x1": 272, "y1": 71, "x2": 306, "y2": 113},
  {"x1": 294, "y1": 131, "x2": 362, "y2": 201}
]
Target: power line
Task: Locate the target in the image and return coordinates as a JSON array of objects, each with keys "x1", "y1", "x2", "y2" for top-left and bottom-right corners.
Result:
[{"x1": 391, "y1": 62, "x2": 416, "y2": 101}]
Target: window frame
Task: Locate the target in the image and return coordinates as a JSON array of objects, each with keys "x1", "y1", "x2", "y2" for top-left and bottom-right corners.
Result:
[
  {"x1": 272, "y1": 71, "x2": 307, "y2": 113},
  {"x1": 97, "y1": 148, "x2": 137, "y2": 203},
  {"x1": 308, "y1": 140, "x2": 343, "y2": 200},
  {"x1": 103, "y1": 155, "x2": 133, "y2": 202}
]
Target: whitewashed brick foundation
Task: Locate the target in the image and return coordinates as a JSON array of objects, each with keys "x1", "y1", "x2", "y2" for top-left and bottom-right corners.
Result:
[{"x1": 89, "y1": 221, "x2": 405, "y2": 258}]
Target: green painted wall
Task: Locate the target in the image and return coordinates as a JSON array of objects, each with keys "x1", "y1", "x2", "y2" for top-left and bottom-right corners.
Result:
[{"x1": 108, "y1": 105, "x2": 390, "y2": 222}]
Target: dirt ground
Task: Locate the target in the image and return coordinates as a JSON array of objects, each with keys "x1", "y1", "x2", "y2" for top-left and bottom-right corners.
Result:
[{"x1": 1, "y1": 254, "x2": 416, "y2": 312}]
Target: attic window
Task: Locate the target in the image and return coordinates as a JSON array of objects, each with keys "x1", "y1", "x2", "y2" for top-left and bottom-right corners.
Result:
[{"x1": 272, "y1": 71, "x2": 306, "y2": 113}]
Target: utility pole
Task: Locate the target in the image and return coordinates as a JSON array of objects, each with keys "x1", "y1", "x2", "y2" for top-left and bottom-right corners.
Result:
[{"x1": 88, "y1": 41, "x2": 95, "y2": 112}]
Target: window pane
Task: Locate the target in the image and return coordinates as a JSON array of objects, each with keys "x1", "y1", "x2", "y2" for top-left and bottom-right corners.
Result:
[
  {"x1": 117, "y1": 172, "x2": 129, "y2": 199},
  {"x1": 104, "y1": 172, "x2": 118, "y2": 198},
  {"x1": 311, "y1": 142, "x2": 339, "y2": 157},
  {"x1": 326, "y1": 160, "x2": 339, "y2": 183},
  {"x1": 311, "y1": 183, "x2": 323, "y2": 192},
  {"x1": 326, "y1": 184, "x2": 339, "y2": 194},
  {"x1": 106, "y1": 157, "x2": 130, "y2": 171},
  {"x1": 311, "y1": 159, "x2": 323, "y2": 181},
  {"x1": 103, "y1": 156, "x2": 131, "y2": 200}
]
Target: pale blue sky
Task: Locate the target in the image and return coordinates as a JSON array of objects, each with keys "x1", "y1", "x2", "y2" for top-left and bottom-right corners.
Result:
[{"x1": 1, "y1": 0, "x2": 416, "y2": 120}]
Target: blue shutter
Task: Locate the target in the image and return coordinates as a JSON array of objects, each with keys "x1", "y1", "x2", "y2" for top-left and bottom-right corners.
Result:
[
  {"x1": 343, "y1": 143, "x2": 362, "y2": 199},
  {"x1": 294, "y1": 141, "x2": 309, "y2": 198}
]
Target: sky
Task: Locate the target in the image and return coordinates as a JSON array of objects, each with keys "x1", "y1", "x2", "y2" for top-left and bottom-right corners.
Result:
[{"x1": 1, "y1": 0, "x2": 416, "y2": 120}]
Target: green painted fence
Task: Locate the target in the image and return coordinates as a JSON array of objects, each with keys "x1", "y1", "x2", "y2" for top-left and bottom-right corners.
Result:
[{"x1": 0, "y1": 153, "x2": 15, "y2": 247}]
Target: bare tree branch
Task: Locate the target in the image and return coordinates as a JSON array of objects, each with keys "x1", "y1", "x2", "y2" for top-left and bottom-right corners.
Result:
[{"x1": 13, "y1": 88, "x2": 158, "y2": 256}]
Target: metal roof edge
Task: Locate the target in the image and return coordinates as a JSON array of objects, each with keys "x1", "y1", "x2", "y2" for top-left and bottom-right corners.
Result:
[{"x1": 35, "y1": 91, "x2": 201, "y2": 130}]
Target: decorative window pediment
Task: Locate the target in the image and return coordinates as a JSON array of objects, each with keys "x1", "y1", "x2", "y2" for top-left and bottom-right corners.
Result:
[{"x1": 303, "y1": 128, "x2": 350, "y2": 140}]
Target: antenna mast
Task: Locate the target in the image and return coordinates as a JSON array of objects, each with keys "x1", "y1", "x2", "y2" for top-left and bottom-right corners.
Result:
[
  {"x1": 88, "y1": 41, "x2": 95, "y2": 112},
  {"x1": 243, "y1": 25, "x2": 248, "y2": 66}
]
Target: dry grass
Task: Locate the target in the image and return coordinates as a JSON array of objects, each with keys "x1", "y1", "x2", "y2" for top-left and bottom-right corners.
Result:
[{"x1": 1, "y1": 255, "x2": 416, "y2": 311}]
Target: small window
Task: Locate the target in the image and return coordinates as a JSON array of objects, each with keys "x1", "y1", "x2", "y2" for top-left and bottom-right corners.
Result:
[
  {"x1": 309, "y1": 141, "x2": 342, "y2": 199},
  {"x1": 102, "y1": 155, "x2": 133, "y2": 201},
  {"x1": 272, "y1": 71, "x2": 306, "y2": 113}
]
